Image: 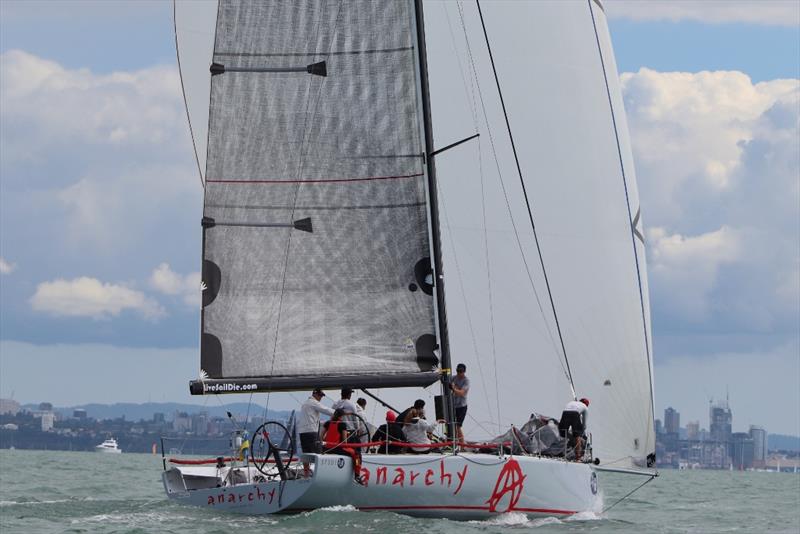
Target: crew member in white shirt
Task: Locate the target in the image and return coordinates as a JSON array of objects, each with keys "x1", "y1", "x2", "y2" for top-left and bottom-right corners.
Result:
[
  {"x1": 332, "y1": 387, "x2": 359, "y2": 440},
  {"x1": 298, "y1": 388, "x2": 334, "y2": 454},
  {"x1": 558, "y1": 397, "x2": 589, "y2": 461},
  {"x1": 404, "y1": 409, "x2": 445, "y2": 453}
]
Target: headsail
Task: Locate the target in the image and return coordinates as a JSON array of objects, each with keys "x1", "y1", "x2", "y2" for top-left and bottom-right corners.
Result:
[
  {"x1": 425, "y1": 0, "x2": 655, "y2": 468},
  {"x1": 191, "y1": 0, "x2": 441, "y2": 393}
]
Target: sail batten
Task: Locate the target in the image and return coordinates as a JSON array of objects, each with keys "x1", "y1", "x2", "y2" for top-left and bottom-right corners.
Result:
[{"x1": 197, "y1": 0, "x2": 439, "y2": 391}]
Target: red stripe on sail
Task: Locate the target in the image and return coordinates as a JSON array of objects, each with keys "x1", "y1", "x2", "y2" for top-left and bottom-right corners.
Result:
[{"x1": 206, "y1": 172, "x2": 423, "y2": 184}]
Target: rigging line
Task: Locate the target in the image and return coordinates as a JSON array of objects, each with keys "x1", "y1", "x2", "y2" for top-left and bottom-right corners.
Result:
[
  {"x1": 480, "y1": 134, "x2": 502, "y2": 434},
  {"x1": 475, "y1": 0, "x2": 575, "y2": 396},
  {"x1": 265, "y1": 1, "x2": 345, "y2": 413},
  {"x1": 601, "y1": 473, "x2": 657, "y2": 513},
  {"x1": 447, "y1": 1, "x2": 501, "y2": 432},
  {"x1": 588, "y1": 0, "x2": 656, "y2": 431},
  {"x1": 455, "y1": 2, "x2": 571, "y2": 389},
  {"x1": 439, "y1": 195, "x2": 494, "y2": 423},
  {"x1": 172, "y1": 0, "x2": 205, "y2": 189}
]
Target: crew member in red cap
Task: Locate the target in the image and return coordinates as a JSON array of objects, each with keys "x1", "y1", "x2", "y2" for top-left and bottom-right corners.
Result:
[{"x1": 558, "y1": 397, "x2": 589, "y2": 461}]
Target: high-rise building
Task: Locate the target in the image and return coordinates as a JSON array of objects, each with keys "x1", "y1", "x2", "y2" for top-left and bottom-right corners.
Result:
[
  {"x1": 664, "y1": 407, "x2": 680, "y2": 434},
  {"x1": 655, "y1": 419, "x2": 663, "y2": 435},
  {"x1": 73, "y1": 409, "x2": 87, "y2": 419},
  {"x1": 731, "y1": 432, "x2": 754, "y2": 470},
  {"x1": 749, "y1": 425, "x2": 767, "y2": 468},
  {"x1": 0, "y1": 399, "x2": 20, "y2": 415},
  {"x1": 709, "y1": 399, "x2": 732, "y2": 443},
  {"x1": 686, "y1": 421, "x2": 700, "y2": 440}
]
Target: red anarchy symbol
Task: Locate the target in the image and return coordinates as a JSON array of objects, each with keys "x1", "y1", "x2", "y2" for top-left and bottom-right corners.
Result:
[{"x1": 486, "y1": 457, "x2": 526, "y2": 513}]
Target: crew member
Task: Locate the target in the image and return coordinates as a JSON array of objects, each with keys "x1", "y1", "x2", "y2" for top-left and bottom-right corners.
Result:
[
  {"x1": 332, "y1": 387, "x2": 359, "y2": 441},
  {"x1": 323, "y1": 409, "x2": 364, "y2": 484},
  {"x1": 298, "y1": 388, "x2": 334, "y2": 477},
  {"x1": 558, "y1": 397, "x2": 589, "y2": 461},
  {"x1": 451, "y1": 363, "x2": 470, "y2": 443}
]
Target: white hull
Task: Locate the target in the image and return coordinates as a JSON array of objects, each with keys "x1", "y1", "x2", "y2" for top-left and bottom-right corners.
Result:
[
  {"x1": 163, "y1": 453, "x2": 599, "y2": 520},
  {"x1": 95, "y1": 447, "x2": 122, "y2": 453}
]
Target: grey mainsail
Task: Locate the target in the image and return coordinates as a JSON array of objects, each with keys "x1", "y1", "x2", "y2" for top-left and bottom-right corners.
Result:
[{"x1": 193, "y1": 0, "x2": 441, "y2": 393}]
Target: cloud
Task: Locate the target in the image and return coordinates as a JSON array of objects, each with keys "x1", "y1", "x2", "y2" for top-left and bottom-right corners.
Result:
[
  {"x1": 30, "y1": 277, "x2": 165, "y2": 320},
  {"x1": 0, "y1": 50, "x2": 202, "y2": 284},
  {"x1": 622, "y1": 69, "x2": 799, "y2": 336},
  {"x1": 0, "y1": 257, "x2": 15, "y2": 275},
  {"x1": 0, "y1": 50, "x2": 185, "y2": 163},
  {"x1": 647, "y1": 226, "x2": 741, "y2": 321},
  {"x1": 150, "y1": 263, "x2": 201, "y2": 307},
  {"x1": 605, "y1": 0, "x2": 800, "y2": 27}
]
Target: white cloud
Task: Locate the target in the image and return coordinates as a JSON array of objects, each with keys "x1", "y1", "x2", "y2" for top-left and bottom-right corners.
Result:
[
  {"x1": 30, "y1": 277, "x2": 165, "y2": 320},
  {"x1": 0, "y1": 50, "x2": 202, "y2": 254},
  {"x1": 0, "y1": 50, "x2": 185, "y2": 160},
  {"x1": 605, "y1": 0, "x2": 800, "y2": 27},
  {"x1": 647, "y1": 226, "x2": 741, "y2": 320},
  {"x1": 622, "y1": 69, "x2": 799, "y2": 333},
  {"x1": 150, "y1": 263, "x2": 201, "y2": 307},
  {"x1": 622, "y1": 69, "x2": 797, "y2": 195},
  {"x1": 0, "y1": 257, "x2": 15, "y2": 274}
]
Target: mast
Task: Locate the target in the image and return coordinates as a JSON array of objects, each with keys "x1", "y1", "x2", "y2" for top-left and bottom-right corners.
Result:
[{"x1": 413, "y1": 0, "x2": 455, "y2": 431}]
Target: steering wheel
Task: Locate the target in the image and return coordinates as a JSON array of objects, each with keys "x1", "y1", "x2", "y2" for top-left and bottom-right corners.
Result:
[{"x1": 250, "y1": 421, "x2": 295, "y2": 477}]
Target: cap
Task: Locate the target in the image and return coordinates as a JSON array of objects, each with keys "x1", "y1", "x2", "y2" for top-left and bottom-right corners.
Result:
[
  {"x1": 313, "y1": 388, "x2": 325, "y2": 397},
  {"x1": 580, "y1": 397, "x2": 590, "y2": 406},
  {"x1": 385, "y1": 410, "x2": 397, "y2": 423},
  {"x1": 341, "y1": 387, "x2": 354, "y2": 396}
]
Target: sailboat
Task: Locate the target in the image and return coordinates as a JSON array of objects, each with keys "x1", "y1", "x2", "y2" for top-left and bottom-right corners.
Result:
[{"x1": 163, "y1": 0, "x2": 656, "y2": 519}]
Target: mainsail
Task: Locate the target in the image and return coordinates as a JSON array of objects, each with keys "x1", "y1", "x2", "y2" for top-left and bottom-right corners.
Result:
[{"x1": 190, "y1": 0, "x2": 443, "y2": 393}]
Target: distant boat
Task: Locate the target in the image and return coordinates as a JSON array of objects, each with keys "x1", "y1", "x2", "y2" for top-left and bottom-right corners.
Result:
[{"x1": 95, "y1": 438, "x2": 122, "y2": 454}]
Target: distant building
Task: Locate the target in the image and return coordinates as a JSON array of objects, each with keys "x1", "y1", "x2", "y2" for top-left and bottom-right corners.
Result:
[
  {"x1": 654, "y1": 419, "x2": 663, "y2": 435},
  {"x1": 709, "y1": 400, "x2": 732, "y2": 444},
  {"x1": 686, "y1": 421, "x2": 700, "y2": 440},
  {"x1": 0, "y1": 399, "x2": 20, "y2": 415},
  {"x1": 173, "y1": 411, "x2": 191, "y2": 433},
  {"x1": 73, "y1": 409, "x2": 87, "y2": 419},
  {"x1": 153, "y1": 412, "x2": 165, "y2": 423},
  {"x1": 749, "y1": 425, "x2": 767, "y2": 468},
  {"x1": 38, "y1": 402, "x2": 53, "y2": 412},
  {"x1": 191, "y1": 412, "x2": 209, "y2": 435},
  {"x1": 731, "y1": 432, "x2": 754, "y2": 470},
  {"x1": 664, "y1": 407, "x2": 680, "y2": 434},
  {"x1": 40, "y1": 412, "x2": 55, "y2": 432}
]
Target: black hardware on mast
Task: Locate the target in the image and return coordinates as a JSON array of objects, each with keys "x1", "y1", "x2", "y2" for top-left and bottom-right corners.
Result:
[{"x1": 414, "y1": 0, "x2": 456, "y2": 439}]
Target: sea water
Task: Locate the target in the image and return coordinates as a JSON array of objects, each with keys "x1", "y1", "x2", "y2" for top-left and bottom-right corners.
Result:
[{"x1": 0, "y1": 450, "x2": 798, "y2": 533}]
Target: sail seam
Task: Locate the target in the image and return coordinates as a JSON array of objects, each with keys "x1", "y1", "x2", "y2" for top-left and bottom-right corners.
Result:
[
  {"x1": 587, "y1": 0, "x2": 656, "y2": 451},
  {"x1": 205, "y1": 172, "x2": 423, "y2": 184}
]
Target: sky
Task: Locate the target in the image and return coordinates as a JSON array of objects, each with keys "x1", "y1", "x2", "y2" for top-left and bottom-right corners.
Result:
[{"x1": 0, "y1": 1, "x2": 798, "y2": 436}]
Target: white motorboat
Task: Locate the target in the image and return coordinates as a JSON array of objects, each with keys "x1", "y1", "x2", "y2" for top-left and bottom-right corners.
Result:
[
  {"x1": 164, "y1": 0, "x2": 657, "y2": 519},
  {"x1": 95, "y1": 438, "x2": 122, "y2": 454}
]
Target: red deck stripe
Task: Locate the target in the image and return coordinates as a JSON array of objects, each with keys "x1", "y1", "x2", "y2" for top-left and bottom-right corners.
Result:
[{"x1": 206, "y1": 172, "x2": 423, "y2": 184}]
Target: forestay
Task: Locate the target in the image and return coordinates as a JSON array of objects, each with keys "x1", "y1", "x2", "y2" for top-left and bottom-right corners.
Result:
[{"x1": 192, "y1": 0, "x2": 440, "y2": 392}]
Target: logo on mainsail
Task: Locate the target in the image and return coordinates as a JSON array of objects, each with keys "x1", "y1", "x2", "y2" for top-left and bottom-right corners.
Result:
[{"x1": 486, "y1": 458, "x2": 526, "y2": 513}]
